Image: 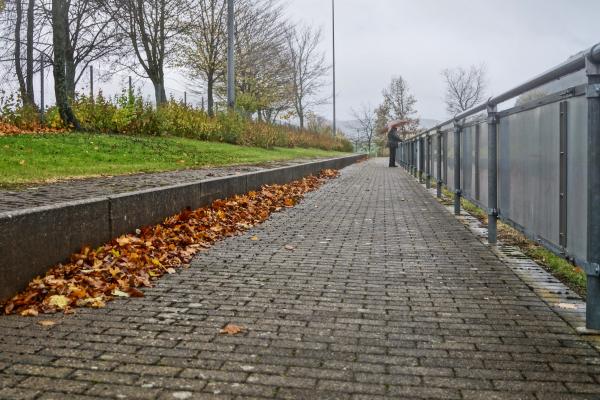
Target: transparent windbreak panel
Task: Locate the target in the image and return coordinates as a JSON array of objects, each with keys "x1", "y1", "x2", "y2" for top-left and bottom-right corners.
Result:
[
  {"x1": 432, "y1": 134, "x2": 441, "y2": 181},
  {"x1": 478, "y1": 123, "x2": 489, "y2": 208},
  {"x1": 462, "y1": 126, "x2": 474, "y2": 200},
  {"x1": 566, "y1": 95, "x2": 588, "y2": 261},
  {"x1": 446, "y1": 129, "x2": 455, "y2": 191},
  {"x1": 498, "y1": 102, "x2": 561, "y2": 247}
]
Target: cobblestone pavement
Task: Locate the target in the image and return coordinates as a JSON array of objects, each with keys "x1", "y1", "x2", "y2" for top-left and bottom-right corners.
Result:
[
  {"x1": 1, "y1": 158, "x2": 600, "y2": 400},
  {"x1": 0, "y1": 159, "x2": 322, "y2": 213}
]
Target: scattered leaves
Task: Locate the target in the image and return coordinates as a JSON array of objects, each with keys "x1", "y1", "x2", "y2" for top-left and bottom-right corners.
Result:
[
  {"x1": 20, "y1": 308, "x2": 38, "y2": 317},
  {"x1": 112, "y1": 289, "x2": 130, "y2": 298},
  {"x1": 1, "y1": 169, "x2": 340, "y2": 316},
  {"x1": 46, "y1": 295, "x2": 69, "y2": 310},
  {"x1": 220, "y1": 324, "x2": 245, "y2": 335}
]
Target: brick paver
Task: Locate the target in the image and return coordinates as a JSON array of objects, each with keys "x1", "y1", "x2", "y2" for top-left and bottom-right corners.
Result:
[{"x1": 1, "y1": 158, "x2": 600, "y2": 399}]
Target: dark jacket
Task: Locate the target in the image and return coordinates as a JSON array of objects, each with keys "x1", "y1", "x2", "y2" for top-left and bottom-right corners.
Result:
[{"x1": 387, "y1": 127, "x2": 402, "y2": 148}]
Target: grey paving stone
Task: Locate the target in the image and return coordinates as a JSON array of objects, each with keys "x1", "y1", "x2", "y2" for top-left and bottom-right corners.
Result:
[{"x1": 0, "y1": 158, "x2": 599, "y2": 399}]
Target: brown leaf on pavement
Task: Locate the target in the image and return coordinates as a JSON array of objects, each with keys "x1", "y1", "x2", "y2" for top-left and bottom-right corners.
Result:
[{"x1": 220, "y1": 324, "x2": 245, "y2": 335}]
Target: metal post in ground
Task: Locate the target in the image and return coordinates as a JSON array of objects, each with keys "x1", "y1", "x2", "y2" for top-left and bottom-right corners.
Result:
[
  {"x1": 184, "y1": 91, "x2": 187, "y2": 107},
  {"x1": 408, "y1": 141, "x2": 412, "y2": 173},
  {"x1": 39, "y1": 53, "x2": 44, "y2": 124},
  {"x1": 412, "y1": 141, "x2": 417, "y2": 177},
  {"x1": 227, "y1": 0, "x2": 235, "y2": 110},
  {"x1": 487, "y1": 103, "x2": 499, "y2": 245},
  {"x1": 426, "y1": 135, "x2": 432, "y2": 189},
  {"x1": 419, "y1": 138, "x2": 424, "y2": 183},
  {"x1": 453, "y1": 120, "x2": 462, "y2": 215},
  {"x1": 585, "y1": 45, "x2": 600, "y2": 330},
  {"x1": 437, "y1": 130, "x2": 443, "y2": 198}
]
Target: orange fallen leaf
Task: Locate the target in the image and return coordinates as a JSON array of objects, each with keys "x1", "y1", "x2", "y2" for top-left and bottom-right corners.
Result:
[
  {"x1": 38, "y1": 320, "x2": 57, "y2": 327},
  {"x1": 250, "y1": 236, "x2": 259, "y2": 241},
  {"x1": 220, "y1": 324, "x2": 245, "y2": 335},
  {"x1": 20, "y1": 308, "x2": 38, "y2": 317}
]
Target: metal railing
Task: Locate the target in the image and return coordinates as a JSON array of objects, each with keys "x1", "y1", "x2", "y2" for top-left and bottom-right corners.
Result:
[{"x1": 399, "y1": 43, "x2": 600, "y2": 329}]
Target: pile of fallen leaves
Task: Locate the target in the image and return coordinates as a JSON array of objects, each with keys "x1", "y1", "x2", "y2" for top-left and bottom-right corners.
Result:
[
  {"x1": 0, "y1": 121, "x2": 65, "y2": 136},
  {"x1": 2, "y1": 169, "x2": 340, "y2": 316}
]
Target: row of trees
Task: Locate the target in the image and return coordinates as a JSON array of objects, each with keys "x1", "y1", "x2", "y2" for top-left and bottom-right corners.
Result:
[
  {"x1": 0, "y1": 0, "x2": 330, "y2": 129},
  {"x1": 353, "y1": 66, "x2": 487, "y2": 154}
]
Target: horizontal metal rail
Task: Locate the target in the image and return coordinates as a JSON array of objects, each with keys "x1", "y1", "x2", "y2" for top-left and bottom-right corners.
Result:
[{"x1": 411, "y1": 42, "x2": 600, "y2": 139}]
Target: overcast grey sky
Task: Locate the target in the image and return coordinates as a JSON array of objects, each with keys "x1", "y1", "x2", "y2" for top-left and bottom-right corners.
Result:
[{"x1": 284, "y1": 0, "x2": 600, "y2": 122}]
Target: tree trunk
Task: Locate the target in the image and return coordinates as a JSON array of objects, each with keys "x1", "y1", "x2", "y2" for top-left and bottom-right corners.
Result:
[
  {"x1": 207, "y1": 74, "x2": 214, "y2": 116},
  {"x1": 298, "y1": 111, "x2": 304, "y2": 130},
  {"x1": 25, "y1": 0, "x2": 35, "y2": 104},
  {"x1": 52, "y1": 0, "x2": 80, "y2": 129},
  {"x1": 65, "y1": 25, "x2": 76, "y2": 99},
  {"x1": 152, "y1": 79, "x2": 166, "y2": 106},
  {"x1": 14, "y1": 0, "x2": 27, "y2": 104}
]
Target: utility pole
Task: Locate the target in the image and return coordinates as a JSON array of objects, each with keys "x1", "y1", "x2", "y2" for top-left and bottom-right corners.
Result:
[
  {"x1": 331, "y1": 0, "x2": 337, "y2": 136},
  {"x1": 227, "y1": 0, "x2": 235, "y2": 110}
]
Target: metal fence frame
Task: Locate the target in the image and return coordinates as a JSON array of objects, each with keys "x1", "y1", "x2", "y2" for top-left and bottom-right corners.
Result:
[{"x1": 399, "y1": 43, "x2": 600, "y2": 330}]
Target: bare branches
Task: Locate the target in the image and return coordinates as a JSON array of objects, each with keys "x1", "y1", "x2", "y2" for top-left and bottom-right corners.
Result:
[
  {"x1": 351, "y1": 104, "x2": 376, "y2": 154},
  {"x1": 176, "y1": 0, "x2": 227, "y2": 115},
  {"x1": 101, "y1": 0, "x2": 194, "y2": 104},
  {"x1": 286, "y1": 23, "x2": 329, "y2": 128},
  {"x1": 442, "y1": 64, "x2": 487, "y2": 116},
  {"x1": 381, "y1": 76, "x2": 419, "y2": 137}
]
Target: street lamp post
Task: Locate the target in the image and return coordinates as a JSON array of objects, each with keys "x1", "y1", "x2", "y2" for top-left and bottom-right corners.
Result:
[
  {"x1": 227, "y1": 0, "x2": 235, "y2": 110},
  {"x1": 332, "y1": 0, "x2": 336, "y2": 137}
]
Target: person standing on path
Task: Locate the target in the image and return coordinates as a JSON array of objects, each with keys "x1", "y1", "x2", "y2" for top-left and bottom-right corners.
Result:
[{"x1": 386, "y1": 121, "x2": 404, "y2": 167}]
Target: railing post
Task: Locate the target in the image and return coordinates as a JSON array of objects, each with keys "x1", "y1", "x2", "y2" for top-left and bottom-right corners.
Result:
[
  {"x1": 487, "y1": 103, "x2": 499, "y2": 245},
  {"x1": 453, "y1": 120, "x2": 462, "y2": 215},
  {"x1": 585, "y1": 46, "x2": 600, "y2": 330},
  {"x1": 418, "y1": 138, "x2": 424, "y2": 183},
  {"x1": 437, "y1": 129, "x2": 443, "y2": 198},
  {"x1": 424, "y1": 135, "x2": 431, "y2": 189},
  {"x1": 411, "y1": 141, "x2": 415, "y2": 176}
]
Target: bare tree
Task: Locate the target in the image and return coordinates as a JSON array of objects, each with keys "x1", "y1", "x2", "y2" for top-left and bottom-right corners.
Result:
[
  {"x1": 102, "y1": 0, "x2": 193, "y2": 105},
  {"x1": 33, "y1": 0, "x2": 124, "y2": 99},
  {"x1": 177, "y1": 0, "x2": 227, "y2": 116},
  {"x1": 52, "y1": 0, "x2": 80, "y2": 128},
  {"x1": 352, "y1": 104, "x2": 376, "y2": 154},
  {"x1": 381, "y1": 76, "x2": 419, "y2": 137},
  {"x1": 1, "y1": 0, "x2": 37, "y2": 106},
  {"x1": 233, "y1": 0, "x2": 291, "y2": 121},
  {"x1": 442, "y1": 64, "x2": 486, "y2": 116},
  {"x1": 286, "y1": 23, "x2": 329, "y2": 129}
]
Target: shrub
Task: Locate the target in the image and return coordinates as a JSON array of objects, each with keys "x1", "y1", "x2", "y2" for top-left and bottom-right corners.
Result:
[{"x1": 1, "y1": 91, "x2": 353, "y2": 152}]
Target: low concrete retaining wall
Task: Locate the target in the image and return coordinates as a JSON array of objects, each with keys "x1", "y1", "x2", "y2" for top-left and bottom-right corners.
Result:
[{"x1": 0, "y1": 155, "x2": 362, "y2": 301}]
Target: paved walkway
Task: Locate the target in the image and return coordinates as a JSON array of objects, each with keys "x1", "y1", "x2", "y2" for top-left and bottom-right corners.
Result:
[
  {"x1": 0, "y1": 159, "x2": 322, "y2": 213},
  {"x1": 1, "y1": 158, "x2": 600, "y2": 400}
]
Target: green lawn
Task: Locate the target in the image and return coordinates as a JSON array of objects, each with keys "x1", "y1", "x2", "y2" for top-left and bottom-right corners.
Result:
[{"x1": 0, "y1": 133, "x2": 348, "y2": 187}]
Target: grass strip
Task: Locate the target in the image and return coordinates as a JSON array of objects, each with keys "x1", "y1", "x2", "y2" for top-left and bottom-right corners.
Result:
[{"x1": 0, "y1": 133, "x2": 348, "y2": 187}]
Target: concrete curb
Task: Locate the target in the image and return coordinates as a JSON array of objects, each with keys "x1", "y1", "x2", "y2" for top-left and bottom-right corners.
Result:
[{"x1": 0, "y1": 155, "x2": 363, "y2": 301}]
